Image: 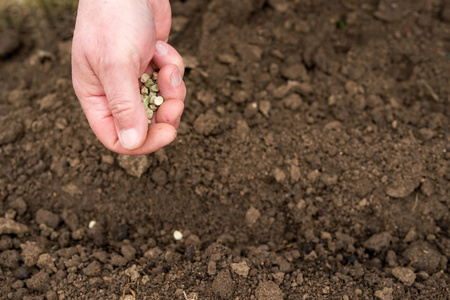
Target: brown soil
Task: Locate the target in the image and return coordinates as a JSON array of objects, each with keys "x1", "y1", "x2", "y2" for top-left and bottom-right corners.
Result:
[{"x1": 1, "y1": 0, "x2": 449, "y2": 299}]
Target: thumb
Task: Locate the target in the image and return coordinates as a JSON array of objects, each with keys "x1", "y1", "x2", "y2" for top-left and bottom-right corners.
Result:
[{"x1": 100, "y1": 61, "x2": 148, "y2": 151}]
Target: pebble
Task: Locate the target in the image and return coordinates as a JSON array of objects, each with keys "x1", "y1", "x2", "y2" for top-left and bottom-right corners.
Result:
[
  {"x1": 117, "y1": 154, "x2": 151, "y2": 178},
  {"x1": 212, "y1": 270, "x2": 234, "y2": 299},
  {"x1": 8, "y1": 198, "x2": 27, "y2": 216},
  {"x1": 121, "y1": 245, "x2": 136, "y2": 261},
  {"x1": 374, "y1": 287, "x2": 393, "y2": 300},
  {"x1": 110, "y1": 254, "x2": 128, "y2": 267},
  {"x1": 273, "y1": 168, "x2": 286, "y2": 184},
  {"x1": 14, "y1": 266, "x2": 31, "y2": 279},
  {"x1": 403, "y1": 229, "x2": 417, "y2": 243},
  {"x1": 231, "y1": 261, "x2": 250, "y2": 278},
  {"x1": 255, "y1": 280, "x2": 283, "y2": 300},
  {"x1": 0, "y1": 118, "x2": 24, "y2": 146},
  {"x1": 83, "y1": 261, "x2": 102, "y2": 277},
  {"x1": 35, "y1": 209, "x2": 60, "y2": 229},
  {"x1": 20, "y1": 241, "x2": 43, "y2": 267},
  {"x1": 259, "y1": 100, "x2": 271, "y2": 117},
  {"x1": 124, "y1": 265, "x2": 140, "y2": 282},
  {"x1": 25, "y1": 270, "x2": 50, "y2": 292},
  {"x1": 392, "y1": 267, "x2": 416, "y2": 286},
  {"x1": 363, "y1": 232, "x2": 392, "y2": 252},
  {"x1": 403, "y1": 241, "x2": 442, "y2": 274},
  {"x1": 245, "y1": 206, "x2": 261, "y2": 226}
]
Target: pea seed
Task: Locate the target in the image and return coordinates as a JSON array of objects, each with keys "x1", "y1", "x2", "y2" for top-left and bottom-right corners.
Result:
[
  {"x1": 140, "y1": 73, "x2": 150, "y2": 83},
  {"x1": 154, "y1": 96, "x2": 164, "y2": 106},
  {"x1": 141, "y1": 86, "x2": 149, "y2": 95}
]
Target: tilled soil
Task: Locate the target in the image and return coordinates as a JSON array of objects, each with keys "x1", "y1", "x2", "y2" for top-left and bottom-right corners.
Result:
[{"x1": 0, "y1": 0, "x2": 449, "y2": 299}]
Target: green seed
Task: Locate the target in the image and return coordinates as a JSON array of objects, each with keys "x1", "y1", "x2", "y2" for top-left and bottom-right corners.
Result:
[
  {"x1": 140, "y1": 73, "x2": 150, "y2": 83},
  {"x1": 144, "y1": 78, "x2": 154, "y2": 88},
  {"x1": 150, "y1": 85, "x2": 159, "y2": 93},
  {"x1": 152, "y1": 72, "x2": 158, "y2": 81},
  {"x1": 142, "y1": 95, "x2": 150, "y2": 107},
  {"x1": 141, "y1": 86, "x2": 149, "y2": 95},
  {"x1": 149, "y1": 104, "x2": 158, "y2": 111}
]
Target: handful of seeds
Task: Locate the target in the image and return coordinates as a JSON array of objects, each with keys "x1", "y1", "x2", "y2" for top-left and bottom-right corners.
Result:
[{"x1": 140, "y1": 71, "x2": 165, "y2": 126}]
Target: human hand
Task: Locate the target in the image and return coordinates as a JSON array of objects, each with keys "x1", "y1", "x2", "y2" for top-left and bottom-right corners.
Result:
[{"x1": 72, "y1": 0, "x2": 186, "y2": 154}]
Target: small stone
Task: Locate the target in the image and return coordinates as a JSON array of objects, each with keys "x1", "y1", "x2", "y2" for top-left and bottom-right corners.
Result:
[
  {"x1": 8, "y1": 198, "x2": 27, "y2": 216},
  {"x1": 36, "y1": 253, "x2": 57, "y2": 273},
  {"x1": 363, "y1": 232, "x2": 392, "y2": 252},
  {"x1": 283, "y1": 93, "x2": 302, "y2": 110},
  {"x1": 207, "y1": 261, "x2": 217, "y2": 276},
  {"x1": 420, "y1": 179, "x2": 434, "y2": 197},
  {"x1": 35, "y1": 209, "x2": 60, "y2": 229},
  {"x1": 374, "y1": 287, "x2": 393, "y2": 300},
  {"x1": 392, "y1": 267, "x2": 416, "y2": 286},
  {"x1": 117, "y1": 154, "x2": 151, "y2": 178},
  {"x1": 273, "y1": 168, "x2": 286, "y2": 183},
  {"x1": 245, "y1": 206, "x2": 261, "y2": 226},
  {"x1": 101, "y1": 155, "x2": 115, "y2": 165},
  {"x1": 20, "y1": 241, "x2": 43, "y2": 267},
  {"x1": 255, "y1": 281, "x2": 283, "y2": 300},
  {"x1": 0, "y1": 118, "x2": 25, "y2": 146},
  {"x1": 386, "y1": 250, "x2": 398, "y2": 267},
  {"x1": 0, "y1": 249, "x2": 20, "y2": 269},
  {"x1": 231, "y1": 261, "x2": 250, "y2": 278},
  {"x1": 121, "y1": 245, "x2": 136, "y2": 261},
  {"x1": 385, "y1": 179, "x2": 420, "y2": 198},
  {"x1": 14, "y1": 266, "x2": 31, "y2": 279},
  {"x1": 259, "y1": 100, "x2": 271, "y2": 117},
  {"x1": 124, "y1": 265, "x2": 140, "y2": 281},
  {"x1": 84, "y1": 261, "x2": 102, "y2": 277},
  {"x1": 25, "y1": 270, "x2": 49, "y2": 292},
  {"x1": 403, "y1": 229, "x2": 417, "y2": 243},
  {"x1": 111, "y1": 254, "x2": 128, "y2": 267},
  {"x1": 212, "y1": 270, "x2": 234, "y2": 299},
  {"x1": 403, "y1": 241, "x2": 442, "y2": 274},
  {"x1": 151, "y1": 168, "x2": 167, "y2": 186}
]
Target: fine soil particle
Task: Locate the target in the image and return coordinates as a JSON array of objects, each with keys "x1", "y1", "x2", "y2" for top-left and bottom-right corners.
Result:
[{"x1": 1, "y1": 0, "x2": 449, "y2": 299}]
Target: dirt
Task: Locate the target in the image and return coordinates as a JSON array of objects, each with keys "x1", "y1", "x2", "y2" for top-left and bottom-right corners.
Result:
[{"x1": 0, "y1": 0, "x2": 449, "y2": 299}]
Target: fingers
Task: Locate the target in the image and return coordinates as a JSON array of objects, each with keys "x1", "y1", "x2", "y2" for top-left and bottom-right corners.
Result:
[
  {"x1": 155, "y1": 99, "x2": 184, "y2": 128},
  {"x1": 149, "y1": 0, "x2": 172, "y2": 41},
  {"x1": 99, "y1": 59, "x2": 149, "y2": 151},
  {"x1": 153, "y1": 41, "x2": 185, "y2": 76}
]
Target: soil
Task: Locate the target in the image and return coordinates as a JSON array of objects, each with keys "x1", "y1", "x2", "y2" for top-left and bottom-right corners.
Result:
[{"x1": 1, "y1": 0, "x2": 449, "y2": 299}]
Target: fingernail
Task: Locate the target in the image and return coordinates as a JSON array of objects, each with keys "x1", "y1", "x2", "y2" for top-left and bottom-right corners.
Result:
[
  {"x1": 119, "y1": 128, "x2": 140, "y2": 150},
  {"x1": 155, "y1": 41, "x2": 167, "y2": 56},
  {"x1": 171, "y1": 68, "x2": 182, "y2": 87}
]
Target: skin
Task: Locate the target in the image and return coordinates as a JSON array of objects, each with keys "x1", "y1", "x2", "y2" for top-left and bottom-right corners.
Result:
[{"x1": 72, "y1": 0, "x2": 186, "y2": 155}]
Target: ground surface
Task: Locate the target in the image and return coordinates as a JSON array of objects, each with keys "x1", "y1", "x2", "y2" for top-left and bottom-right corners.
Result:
[{"x1": 0, "y1": 0, "x2": 449, "y2": 299}]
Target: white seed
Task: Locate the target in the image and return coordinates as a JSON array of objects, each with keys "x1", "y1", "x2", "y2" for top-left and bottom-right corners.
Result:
[
  {"x1": 154, "y1": 96, "x2": 164, "y2": 106},
  {"x1": 88, "y1": 220, "x2": 96, "y2": 229},
  {"x1": 173, "y1": 230, "x2": 183, "y2": 240}
]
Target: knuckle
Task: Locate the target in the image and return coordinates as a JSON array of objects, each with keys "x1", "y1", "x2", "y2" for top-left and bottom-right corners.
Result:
[{"x1": 109, "y1": 98, "x2": 136, "y2": 119}]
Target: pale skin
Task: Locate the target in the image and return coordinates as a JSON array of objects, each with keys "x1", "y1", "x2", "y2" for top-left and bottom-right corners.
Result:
[{"x1": 72, "y1": 0, "x2": 186, "y2": 155}]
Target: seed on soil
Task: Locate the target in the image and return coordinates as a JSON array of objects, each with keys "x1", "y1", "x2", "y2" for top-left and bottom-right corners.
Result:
[
  {"x1": 173, "y1": 230, "x2": 183, "y2": 240},
  {"x1": 140, "y1": 71, "x2": 165, "y2": 125}
]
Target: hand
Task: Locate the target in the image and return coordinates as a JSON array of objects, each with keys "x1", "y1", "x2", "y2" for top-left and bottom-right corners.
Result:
[{"x1": 72, "y1": 0, "x2": 186, "y2": 154}]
